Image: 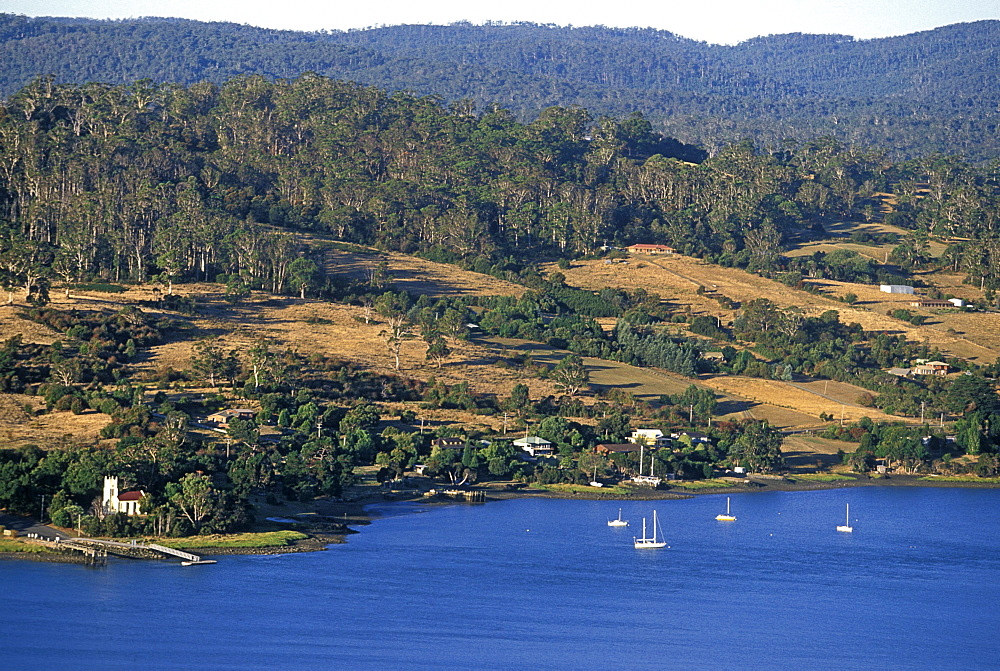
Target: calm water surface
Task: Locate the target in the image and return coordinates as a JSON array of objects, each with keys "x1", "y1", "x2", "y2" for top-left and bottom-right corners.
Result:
[{"x1": 3, "y1": 487, "x2": 999, "y2": 670}]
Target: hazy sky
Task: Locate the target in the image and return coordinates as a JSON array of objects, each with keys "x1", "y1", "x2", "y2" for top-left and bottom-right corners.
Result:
[{"x1": 2, "y1": 0, "x2": 998, "y2": 44}]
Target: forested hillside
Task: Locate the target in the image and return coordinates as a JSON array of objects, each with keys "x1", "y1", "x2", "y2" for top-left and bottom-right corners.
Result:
[
  {"x1": 2, "y1": 74, "x2": 999, "y2": 302},
  {"x1": 6, "y1": 73, "x2": 1000, "y2": 537},
  {"x1": 0, "y1": 15, "x2": 998, "y2": 159}
]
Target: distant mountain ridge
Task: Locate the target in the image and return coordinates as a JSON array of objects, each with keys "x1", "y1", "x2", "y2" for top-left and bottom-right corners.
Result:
[{"x1": 1, "y1": 14, "x2": 998, "y2": 159}]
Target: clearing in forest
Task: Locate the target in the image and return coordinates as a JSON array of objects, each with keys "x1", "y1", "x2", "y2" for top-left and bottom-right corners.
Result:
[{"x1": 318, "y1": 245, "x2": 524, "y2": 298}]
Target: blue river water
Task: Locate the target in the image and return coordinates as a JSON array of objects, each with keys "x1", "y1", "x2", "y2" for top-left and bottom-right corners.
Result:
[{"x1": 3, "y1": 486, "x2": 999, "y2": 670}]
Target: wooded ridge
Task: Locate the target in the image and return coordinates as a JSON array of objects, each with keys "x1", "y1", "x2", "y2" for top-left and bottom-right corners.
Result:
[{"x1": 1, "y1": 15, "x2": 998, "y2": 159}]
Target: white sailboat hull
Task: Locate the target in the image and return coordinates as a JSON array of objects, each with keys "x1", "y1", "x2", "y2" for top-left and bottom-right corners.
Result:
[
  {"x1": 608, "y1": 508, "x2": 629, "y2": 527},
  {"x1": 837, "y1": 504, "x2": 853, "y2": 532},
  {"x1": 633, "y1": 511, "x2": 667, "y2": 548},
  {"x1": 715, "y1": 497, "x2": 736, "y2": 521}
]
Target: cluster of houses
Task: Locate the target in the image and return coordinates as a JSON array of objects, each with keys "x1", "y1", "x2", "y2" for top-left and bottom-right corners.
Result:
[
  {"x1": 594, "y1": 428, "x2": 716, "y2": 486},
  {"x1": 428, "y1": 427, "x2": 713, "y2": 479},
  {"x1": 428, "y1": 435, "x2": 559, "y2": 458}
]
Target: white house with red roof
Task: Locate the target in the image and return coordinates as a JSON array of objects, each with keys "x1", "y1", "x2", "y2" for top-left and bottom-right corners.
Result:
[{"x1": 102, "y1": 476, "x2": 145, "y2": 516}]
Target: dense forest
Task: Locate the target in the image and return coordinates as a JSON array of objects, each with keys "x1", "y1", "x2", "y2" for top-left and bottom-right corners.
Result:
[
  {"x1": 2, "y1": 74, "x2": 1000, "y2": 299},
  {"x1": 0, "y1": 15, "x2": 998, "y2": 159}
]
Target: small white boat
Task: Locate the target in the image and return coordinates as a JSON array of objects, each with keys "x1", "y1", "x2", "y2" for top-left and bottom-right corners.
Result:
[
  {"x1": 608, "y1": 508, "x2": 629, "y2": 527},
  {"x1": 181, "y1": 559, "x2": 218, "y2": 566},
  {"x1": 836, "y1": 503, "x2": 853, "y2": 533},
  {"x1": 715, "y1": 496, "x2": 737, "y2": 522},
  {"x1": 634, "y1": 510, "x2": 667, "y2": 549}
]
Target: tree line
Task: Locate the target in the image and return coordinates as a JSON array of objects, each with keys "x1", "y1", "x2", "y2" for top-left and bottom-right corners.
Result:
[
  {"x1": 4, "y1": 73, "x2": 1000, "y2": 297},
  {"x1": 0, "y1": 16, "x2": 999, "y2": 158}
]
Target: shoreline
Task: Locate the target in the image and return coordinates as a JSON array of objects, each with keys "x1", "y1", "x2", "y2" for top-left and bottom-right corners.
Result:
[{"x1": 3, "y1": 474, "x2": 997, "y2": 565}]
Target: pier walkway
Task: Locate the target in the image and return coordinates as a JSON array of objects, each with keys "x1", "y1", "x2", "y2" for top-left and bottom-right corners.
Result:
[{"x1": 74, "y1": 538, "x2": 213, "y2": 564}]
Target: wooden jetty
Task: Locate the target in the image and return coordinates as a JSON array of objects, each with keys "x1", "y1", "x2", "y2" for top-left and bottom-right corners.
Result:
[
  {"x1": 74, "y1": 538, "x2": 216, "y2": 565},
  {"x1": 25, "y1": 535, "x2": 108, "y2": 566}
]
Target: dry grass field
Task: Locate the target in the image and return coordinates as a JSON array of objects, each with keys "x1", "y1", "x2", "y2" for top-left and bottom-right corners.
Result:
[
  {"x1": 0, "y1": 393, "x2": 111, "y2": 449},
  {"x1": 556, "y1": 254, "x2": 1000, "y2": 364},
  {"x1": 320, "y1": 246, "x2": 524, "y2": 298},
  {"x1": 0, "y1": 266, "x2": 547, "y2": 450},
  {"x1": 700, "y1": 376, "x2": 903, "y2": 424},
  {"x1": 2, "y1": 229, "x2": 987, "y2": 464}
]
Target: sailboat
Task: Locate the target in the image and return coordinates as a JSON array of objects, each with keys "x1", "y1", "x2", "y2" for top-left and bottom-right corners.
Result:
[
  {"x1": 608, "y1": 508, "x2": 629, "y2": 527},
  {"x1": 836, "y1": 503, "x2": 853, "y2": 533},
  {"x1": 715, "y1": 496, "x2": 737, "y2": 521},
  {"x1": 633, "y1": 510, "x2": 667, "y2": 548}
]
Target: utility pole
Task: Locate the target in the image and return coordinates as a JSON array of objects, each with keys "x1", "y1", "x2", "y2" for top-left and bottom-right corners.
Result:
[
  {"x1": 502, "y1": 412, "x2": 508, "y2": 435},
  {"x1": 921, "y1": 401, "x2": 925, "y2": 423},
  {"x1": 39, "y1": 495, "x2": 45, "y2": 523}
]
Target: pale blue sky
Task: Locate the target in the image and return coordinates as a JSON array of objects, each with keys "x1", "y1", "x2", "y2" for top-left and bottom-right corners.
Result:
[{"x1": 1, "y1": 0, "x2": 998, "y2": 44}]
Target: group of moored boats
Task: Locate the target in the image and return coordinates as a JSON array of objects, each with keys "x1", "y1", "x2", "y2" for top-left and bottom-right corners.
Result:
[{"x1": 609, "y1": 499, "x2": 856, "y2": 549}]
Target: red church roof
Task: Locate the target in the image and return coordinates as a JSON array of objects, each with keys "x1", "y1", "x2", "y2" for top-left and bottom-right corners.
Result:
[{"x1": 117, "y1": 491, "x2": 144, "y2": 501}]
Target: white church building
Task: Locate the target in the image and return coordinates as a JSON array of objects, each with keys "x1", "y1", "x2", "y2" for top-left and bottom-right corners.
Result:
[{"x1": 102, "y1": 476, "x2": 145, "y2": 516}]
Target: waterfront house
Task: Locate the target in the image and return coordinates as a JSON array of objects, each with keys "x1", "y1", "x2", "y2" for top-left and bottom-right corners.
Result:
[
  {"x1": 628, "y1": 428, "x2": 671, "y2": 448},
  {"x1": 671, "y1": 431, "x2": 711, "y2": 446},
  {"x1": 513, "y1": 436, "x2": 555, "y2": 457},
  {"x1": 595, "y1": 443, "x2": 643, "y2": 456}
]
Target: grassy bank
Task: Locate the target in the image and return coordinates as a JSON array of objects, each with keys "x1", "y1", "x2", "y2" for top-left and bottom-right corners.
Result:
[
  {"x1": 786, "y1": 474, "x2": 858, "y2": 483},
  {"x1": 0, "y1": 538, "x2": 53, "y2": 553},
  {"x1": 153, "y1": 530, "x2": 309, "y2": 549},
  {"x1": 668, "y1": 479, "x2": 737, "y2": 490},
  {"x1": 917, "y1": 475, "x2": 1000, "y2": 484},
  {"x1": 531, "y1": 483, "x2": 633, "y2": 496}
]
